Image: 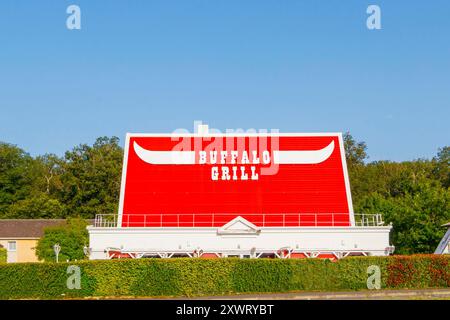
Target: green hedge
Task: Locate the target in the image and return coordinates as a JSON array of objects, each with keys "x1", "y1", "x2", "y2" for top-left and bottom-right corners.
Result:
[
  {"x1": 0, "y1": 255, "x2": 448, "y2": 299},
  {"x1": 0, "y1": 248, "x2": 6, "y2": 264}
]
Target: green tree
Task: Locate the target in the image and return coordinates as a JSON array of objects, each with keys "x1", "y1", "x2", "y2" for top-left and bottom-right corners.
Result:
[
  {"x1": 35, "y1": 218, "x2": 89, "y2": 262},
  {"x1": 343, "y1": 132, "x2": 368, "y2": 166},
  {"x1": 343, "y1": 133, "x2": 369, "y2": 203},
  {"x1": 60, "y1": 137, "x2": 123, "y2": 218},
  {"x1": 432, "y1": 146, "x2": 449, "y2": 188},
  {"x1": 0, "y1": 247, "x2": 6, "y2": 263},
  {"x1": 5, "y1": 193, "x2": 66, "y2": 218},
  {"x1": 0, "y1": 142, "x2": 35, "y2": 217},
  {"x1": 32, "y1": 154, "x2": 64, "y2": 195},
  {"x1": 357, "y1": 183, "x2": 449, "y2": 254}
]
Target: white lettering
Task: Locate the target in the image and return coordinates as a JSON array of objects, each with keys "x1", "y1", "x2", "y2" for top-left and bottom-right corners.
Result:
[
  {"x1": 262, "y1": 151, "x2": 271, "y2": 164},
  {"x1": 220, "y1": 151, "x2": 227, "y2": 164},
  {"x1": 230, "y1": 151, "x2": 239, "y2": 164},
  {"x1": 251, "y1": 151, "x2": 260, "y2": 164},
  {"x1": 240, "y1": 166, "x2": 248, "y2": 180},
  {"x1": 211, "y1": 167, "x2": 219, "y2": 180},
  {"x1": 221, "y1": 166, "x2": 231, "y2": 180},
  {"x1": 210, "y1": 151, "x2": 217, "y2": 164},
  {"x1": 241, "y1": 151, "x2": 250, "y2": 164},
  {"x1": 198, "y1": 151, "x2": 207, "y2": 164},
  {"x1": 250, "y1": 166, "x2": 258, "y2": 180},
  {"x1": 231, "y1": 166, "x2": 238, "y2": 180}
]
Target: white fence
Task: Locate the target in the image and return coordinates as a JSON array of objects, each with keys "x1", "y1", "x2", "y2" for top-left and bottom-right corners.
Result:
[{"x1": 94, "y1": 213, "x2": 385, "y2": 228}]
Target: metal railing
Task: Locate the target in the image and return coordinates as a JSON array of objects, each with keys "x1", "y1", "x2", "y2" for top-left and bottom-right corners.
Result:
[
  {"x1": 94, "y1": 213, "x2": 384, "y2": 228},
  {"x1": 354, "y1": 213, "x2": 384, "y2": 227},
  {"x1": 94, "y1": 214, "x2": 118, "y2": 228}
]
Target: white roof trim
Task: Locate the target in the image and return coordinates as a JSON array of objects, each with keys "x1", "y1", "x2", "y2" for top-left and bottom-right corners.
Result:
[{"x1": 217, "y1": 216, "x2": 261, "y2": 235}]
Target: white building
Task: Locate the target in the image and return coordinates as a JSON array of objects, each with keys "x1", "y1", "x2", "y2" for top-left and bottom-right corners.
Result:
[
  {"x1": 435, "y1": 222, "x2": 450, "y2": 254},
  {"x1": 88, "y1": 125, "x2": 394, "y2": 260}
]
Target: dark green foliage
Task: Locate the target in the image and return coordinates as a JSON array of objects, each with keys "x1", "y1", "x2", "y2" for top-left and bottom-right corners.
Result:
[
  {"x1": 342, "y1": 134, "x2": 449, "y2": 254},
  {"x1": 5, "y1": 193, "x2": 66, "y2": 219},
  {"x1": 357, "y1": 184, "x2": 449, "y2": 254},
  {"x1": 0, "y1": 142, "x2": 35, "y2": 214},
  {"x1": 343, "y1": 131, "x2": 368, "y2": 167},
  {"x1": 432, "y1": 146, "x2": 449, "y2": 188},
  {"x1": 0, "y1": 137, "x2": 122, "y2": 219},
  {"x1": 35, "y1": 218, "x2": 89, "y2": 262},
  {"x1": 0, "y1": 248, "x2": 6, "y2": 263},
  {"x1": 60, "y1": 137, "x2": 123, "y2": 218},
  {"x1": 231, "y1": 259, "x2": 294, "y2": 293},
  {"x1": 0, "y1": 255, "x2": 448, "y2": 299}
]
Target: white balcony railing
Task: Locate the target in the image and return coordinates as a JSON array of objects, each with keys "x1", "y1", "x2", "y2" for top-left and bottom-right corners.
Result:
[{"x1": 93, "y1": 213, "x2": 385, "y2": 228}]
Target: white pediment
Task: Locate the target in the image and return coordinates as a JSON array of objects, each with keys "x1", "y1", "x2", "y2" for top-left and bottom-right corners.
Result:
[{"x1": 217, "y1": 216, "x2": 260, "y2": 235}]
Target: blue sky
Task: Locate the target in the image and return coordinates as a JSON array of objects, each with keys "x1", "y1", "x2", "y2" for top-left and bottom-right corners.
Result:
[{"x1": 0, "y1": 1, "x2": 449, "y2": 161}]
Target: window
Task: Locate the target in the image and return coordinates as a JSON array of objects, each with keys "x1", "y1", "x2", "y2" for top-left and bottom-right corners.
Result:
[{"x1": 7, "y1": 241, "x2": 16, "y2": 252}]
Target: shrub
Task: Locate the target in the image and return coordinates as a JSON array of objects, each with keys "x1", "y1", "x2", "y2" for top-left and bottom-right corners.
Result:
[
  {"x1": 35, "y1": 218, "x2": 89, "y2": 262},
  {"x1": 0, "y1": 248, "x2": 6, "y2": 263},
  {"x1": 0, "y1": 255, "x2": 448, "y2": 299}
]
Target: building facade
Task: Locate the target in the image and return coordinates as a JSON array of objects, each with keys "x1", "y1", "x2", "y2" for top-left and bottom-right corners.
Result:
[{"x1": 88, "y1": 125, "x2": 394, "y2": 260}]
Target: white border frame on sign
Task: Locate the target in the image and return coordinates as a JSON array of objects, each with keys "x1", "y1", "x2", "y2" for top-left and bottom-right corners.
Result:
[{"x1": 117, "y1": 132, "x2": 355, "y2": 227}]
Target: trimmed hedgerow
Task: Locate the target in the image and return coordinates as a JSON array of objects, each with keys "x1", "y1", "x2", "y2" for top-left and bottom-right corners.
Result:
[{"x1": 0, "y1": 255, "x2": 448, "y2": 299}]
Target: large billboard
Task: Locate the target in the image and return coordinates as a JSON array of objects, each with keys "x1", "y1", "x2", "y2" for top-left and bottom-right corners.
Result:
[{"x1": 118, "y1": 132, "x2": 354, "y2": 228}]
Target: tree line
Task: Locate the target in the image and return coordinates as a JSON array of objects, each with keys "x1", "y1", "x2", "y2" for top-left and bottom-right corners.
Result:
[
  {"x1": 0, "y1": 135, "x2": 448, "y2": 254},
  {"x1": 0, "y1": 137, "x2": 123, "y2": 219}
]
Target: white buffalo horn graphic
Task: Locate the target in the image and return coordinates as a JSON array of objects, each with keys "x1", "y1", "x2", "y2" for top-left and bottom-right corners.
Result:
[{"x1": 133, "y1": 140, "x2": 334, "y2": 165}]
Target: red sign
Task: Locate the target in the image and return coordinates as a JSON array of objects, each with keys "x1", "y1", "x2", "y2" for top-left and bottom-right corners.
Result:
[{"x1": 118, "y1": 133, "x2": 354, "y2": 227}]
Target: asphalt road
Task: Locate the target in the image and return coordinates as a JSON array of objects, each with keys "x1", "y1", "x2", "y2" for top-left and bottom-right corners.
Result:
[{"x1": 177, "y1": 288, "x2": 450, "y2": 300}]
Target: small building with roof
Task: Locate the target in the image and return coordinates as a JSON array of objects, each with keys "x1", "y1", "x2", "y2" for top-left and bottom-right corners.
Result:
[{"x1": 0, "y1": 219, "x2": 66, "y2": 263}]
